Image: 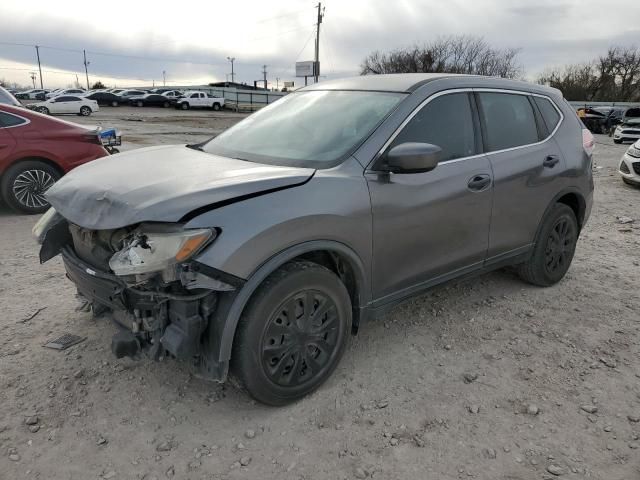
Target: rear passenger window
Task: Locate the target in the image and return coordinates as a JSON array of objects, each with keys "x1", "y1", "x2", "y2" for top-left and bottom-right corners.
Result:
[
  {"x1": 533, "y1": 96, "x2": 561, "y2": 133},
  {"x1": 478, "y1": 92, "x2": 539, "y2": 151},
  {"x1": 390, "y1": 93, "x2": 477, "y2": 161},
  {"x1": 0, "y1": 112, "x2": 27, "y2": 127}
]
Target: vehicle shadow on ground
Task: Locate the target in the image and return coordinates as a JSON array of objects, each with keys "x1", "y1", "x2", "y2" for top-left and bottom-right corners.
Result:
[{"x1": 150, "y1": 265, "x2": 529, "y2": 409}]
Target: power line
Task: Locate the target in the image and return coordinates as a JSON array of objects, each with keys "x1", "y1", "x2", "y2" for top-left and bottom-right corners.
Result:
[
  {"x1": 255, "y1": 7, "x2": 314, "y2": 24},
  {"x1": 294, "y1": 30, "x2": 316, "y2": 63}
]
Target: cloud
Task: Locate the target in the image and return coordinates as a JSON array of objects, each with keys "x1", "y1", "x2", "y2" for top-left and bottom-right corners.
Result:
[{"x1": 1, "y1": 0, "x2": 639, "y2": 86}]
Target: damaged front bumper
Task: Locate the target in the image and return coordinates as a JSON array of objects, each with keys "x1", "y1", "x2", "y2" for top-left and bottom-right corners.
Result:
[{"x1": 37, "y1": 210, "x2": 244, "y2": 381}]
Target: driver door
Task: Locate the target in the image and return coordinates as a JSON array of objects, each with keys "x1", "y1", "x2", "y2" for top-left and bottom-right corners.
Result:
[{"x1": 366, "y1": 91, "x2": 494, "y2": 302}]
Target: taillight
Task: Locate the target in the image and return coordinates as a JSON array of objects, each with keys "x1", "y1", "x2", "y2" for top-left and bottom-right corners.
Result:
[
  {"x1": 582, "y1": 128, "x2": 595, "y2": 156},
  {"x1": 83, "y1": 133, "x2": 102, "y2": 145}
]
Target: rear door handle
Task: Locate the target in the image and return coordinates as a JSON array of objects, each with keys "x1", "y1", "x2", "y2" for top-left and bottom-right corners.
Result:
[
  {"x1": 467, "y1": 174, "x2": 492, "y2": 191},
  {"x1": 543, "y1": 155, "x2": 560, "y2": 168}
]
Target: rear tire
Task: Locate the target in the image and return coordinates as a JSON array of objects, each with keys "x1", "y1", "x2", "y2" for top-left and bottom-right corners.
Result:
[
  {"x1": 231, "y1": 261, "x2": 352, "y2": 406},
  {"x1": 212, "y1": 103, "x2": 221, "y2": 111},
  {"x1": 136, "y1": 100, "x2": 144, "y2": 107},
  {"x1": 517, "y1": 204, "x2": 578, "y2": 287},
  {"x1": 111, "y1": 101, "x2": 118, "y2": 107},
  {"x1": 163, "y1": 101, "x2": 170, "y2": 108},
  {"x1": 0, "y1": 160, "x2": 61, "y2": 214}
]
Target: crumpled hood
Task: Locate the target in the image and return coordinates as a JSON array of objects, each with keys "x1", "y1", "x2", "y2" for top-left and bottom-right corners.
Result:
[{"x1": 47, "y1": 144, "x2": 314, "y2": 229}]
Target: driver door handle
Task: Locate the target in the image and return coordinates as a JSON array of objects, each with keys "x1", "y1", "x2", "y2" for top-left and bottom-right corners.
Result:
[{"x1": 467, "y1": 174, "x2": 492, "y2": 191}]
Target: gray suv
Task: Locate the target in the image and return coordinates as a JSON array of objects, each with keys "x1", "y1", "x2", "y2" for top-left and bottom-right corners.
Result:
[{"x1": 35, "y1": 74, "x2": 594, "y2": 405}]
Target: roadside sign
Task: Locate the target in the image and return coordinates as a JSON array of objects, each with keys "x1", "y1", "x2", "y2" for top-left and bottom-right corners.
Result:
[{"x1": 296, "y1": 61, "x2": 319, "y2": 78}]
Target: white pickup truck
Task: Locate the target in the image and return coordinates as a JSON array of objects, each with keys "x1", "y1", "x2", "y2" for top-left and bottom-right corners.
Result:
[{"x1": 175, "y1": 90, "x2": 225, "y2": 111}]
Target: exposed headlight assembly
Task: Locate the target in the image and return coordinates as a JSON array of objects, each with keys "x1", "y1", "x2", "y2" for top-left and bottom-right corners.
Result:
[
  {"x1": 109, "y1": 227, "x2": 215, "y2": 276},
  {"x1": 32, "y1": 207, "x2": 63, "y2": 244},
  {"x1": 627, "y1": 144, "x2": 640, "y2": 158}
]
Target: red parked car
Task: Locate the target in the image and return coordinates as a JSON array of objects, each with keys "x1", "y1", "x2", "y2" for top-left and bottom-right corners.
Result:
[{"x1": 0, "y1": 104, "x2": 108, "y2": 214}]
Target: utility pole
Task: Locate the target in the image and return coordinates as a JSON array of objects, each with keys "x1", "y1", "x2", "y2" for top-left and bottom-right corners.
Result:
[
  {"x1": 35, "y1": 45, "x2": 43, "y2": 89},
  {"x1": 314, "y1": 2, "x2": 324, "y2": 83},
  {"x1": 262, "y1": 65, "x2": 267, "y2": 90},
  {"x1": 29, "y1": 72, "x2": 37, "y2": 89},
  {"x1": 227, "y1": 57, "x2": 235, "y2": 84},
  {"x1": 83, "y1": 50, "x2": 90, "y2": 89},
  {"x1": 276, "y1": 77, "x2": 280, "y2": 90},
  {"x1": 162, "y1": 70, "x2": 166, "y2": 86}
]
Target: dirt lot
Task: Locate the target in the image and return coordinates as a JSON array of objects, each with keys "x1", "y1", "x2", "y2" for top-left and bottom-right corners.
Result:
[{"x1": 1, "y1": 107, "x2": 639, "y2": 480}]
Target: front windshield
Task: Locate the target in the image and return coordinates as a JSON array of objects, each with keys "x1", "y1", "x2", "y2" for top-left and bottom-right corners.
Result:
[{"x1": 202, "y1": 90, "x2": 405, "y2": 167}]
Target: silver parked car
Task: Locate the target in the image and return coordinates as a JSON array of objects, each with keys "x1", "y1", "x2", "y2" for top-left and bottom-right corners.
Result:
[{"x1": 34, "y1": 74, "x2": 594, "y2": 405}]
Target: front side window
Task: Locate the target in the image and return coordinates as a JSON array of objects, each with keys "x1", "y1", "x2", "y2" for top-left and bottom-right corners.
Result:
[
  {"x1": 0, "y1": 112, "x2": 27, "y2": 127},
  {"x1": 478, "y1": 92, "x2": 539, "y2": 151},
  {"x1": 55, "y1": 96, "x2": 72, "y2": 102},
  {"x1": 389, "y1": 92, "x2": 477, "y2": 161},
  {"x1": 202, "y1": 90, "x2": 405, "y2": 168},
  {"x1": 190, "y1": 93, "x2": 199, "y2": 98}
]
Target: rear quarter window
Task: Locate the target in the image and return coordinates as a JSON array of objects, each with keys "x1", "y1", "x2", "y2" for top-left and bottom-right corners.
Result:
[
  {"x1": 0, "y1": 111, "x2": 27, "y2": 127},
  {"x1": 533, "y1": 97, "x2": 561, "y2": 133}
]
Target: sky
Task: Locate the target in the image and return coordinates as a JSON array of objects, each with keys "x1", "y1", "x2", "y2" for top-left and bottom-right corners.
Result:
[{"x1": 0, "y1": 0, "x2": 638, "y2": 89}]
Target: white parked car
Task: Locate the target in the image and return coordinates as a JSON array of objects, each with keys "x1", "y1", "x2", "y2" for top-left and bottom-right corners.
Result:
[
  {"x1": 15, "y1": 89, "x2": 47, "y2": 100},
  {"x1": 613, "y1": 107, "x2": 640, "y2": 144},
  {"x1": 618, "y1": 139, "x2": 640, "y2": 186},
  {"x1": 162, "y1": 90, "x2": 183, "y2": 99},
  {"x1": 27, "y1": 95, "x2": 99, "y2": 116},
  {"x1": 45, "y1": 88, "x2": 86, "y2": 99},
  {"x1": 174, "y1": 90, "x2": 224, "y2": 110}
]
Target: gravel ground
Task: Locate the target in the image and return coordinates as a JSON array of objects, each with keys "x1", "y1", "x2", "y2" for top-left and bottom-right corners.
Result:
[{"x1": 0, "y1": 109, "x2": 639, "y2": 480}]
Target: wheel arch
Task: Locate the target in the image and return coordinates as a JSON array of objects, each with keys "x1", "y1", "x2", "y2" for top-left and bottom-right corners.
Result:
[
  {"x1": 534, "y1": 187, "x2": 587, "y2": 245},
  {"x1": 555, "y1": 190, "x2": 586, "y2": 231},
  {"x1": 214, "y1": 240, "x2": 370, "y2": 367},
  {"x1": 1, "y1": 156, "x2": 64, "y2": 178}
]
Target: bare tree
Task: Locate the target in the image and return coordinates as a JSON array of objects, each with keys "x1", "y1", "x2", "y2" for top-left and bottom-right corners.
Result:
[
  {"x1": 538, "y1": 46, "x2": 640, "y2": 101},
  {"x1": 360, "y1": 36, "x2": 522, "y2": 79}
]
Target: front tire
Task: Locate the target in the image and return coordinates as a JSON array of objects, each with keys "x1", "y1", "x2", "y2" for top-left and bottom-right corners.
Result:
[
  {"x1": 180, "y1": 102, "x2": 190, "y2": 110},
  {"x1": 614, "y1": 138, "x2": 622, "y2": 144},
  {"x1": 38, "y1": 107, "x2": 49, "y2": 115},
  {"x1": 111, "y1": 100, "x2": 118, "y2": 107},
  {"x1": 80, "y1": 106, "x2": 92, "y2": 116},
  {"x1": 231, "y1": 261, "x2": 352, "y2": 406},
  {"x1": 518, "y1": 204, "x2": 578, "y2": 287},
  {"x1": 0, "y1": 160, "x2": 61, "y2": 214}
]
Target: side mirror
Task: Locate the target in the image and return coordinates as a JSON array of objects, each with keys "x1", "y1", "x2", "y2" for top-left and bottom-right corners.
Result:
[{"x1": 385, "y1": 142, "x2": 442, "y2": 173}]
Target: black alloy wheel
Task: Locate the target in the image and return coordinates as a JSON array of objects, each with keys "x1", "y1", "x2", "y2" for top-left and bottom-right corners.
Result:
[
  {"x1": 261, "y1": 290, "x2": 340, "y2": 387},
  {"x1": 232, "y1": 260, "x2": 351, "y2": 405},
  {"x1": 518, "y1": 203, "x2": 578, "y2": 286},
  {"x1": 543, "y1": 216, "x2": 576, "y2": 276}
]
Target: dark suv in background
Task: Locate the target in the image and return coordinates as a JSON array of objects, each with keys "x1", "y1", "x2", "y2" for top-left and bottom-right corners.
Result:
[{"x1": 35, "y1": 74, "x2": 594, "y2": 405}]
